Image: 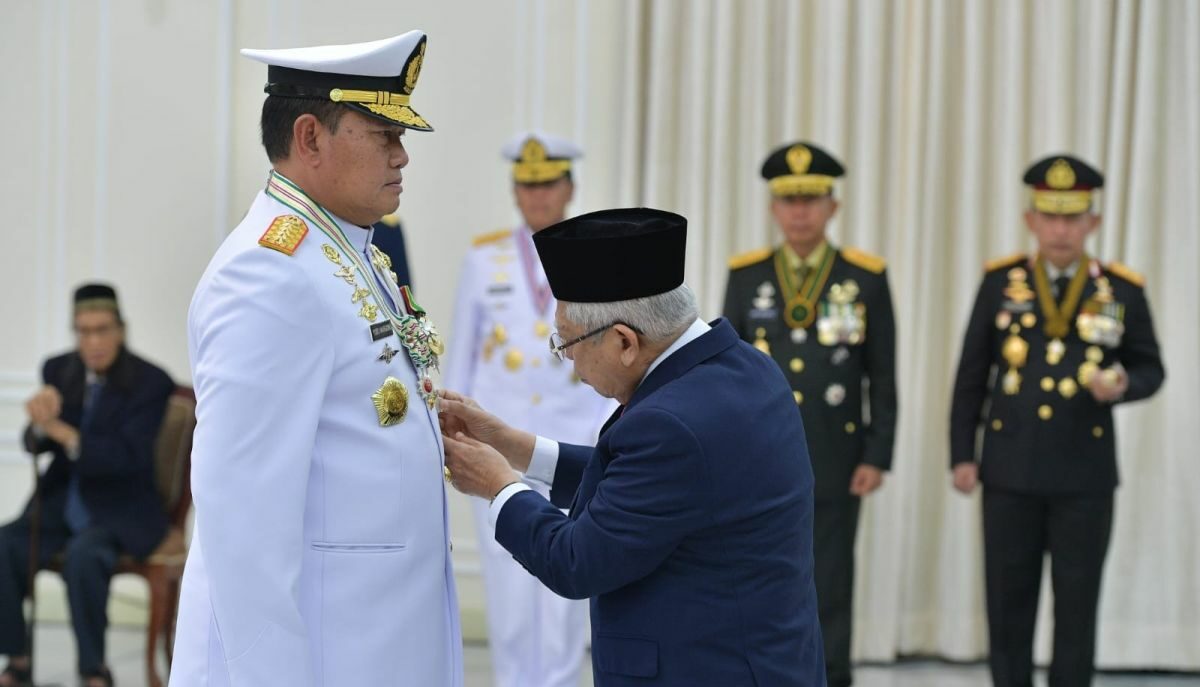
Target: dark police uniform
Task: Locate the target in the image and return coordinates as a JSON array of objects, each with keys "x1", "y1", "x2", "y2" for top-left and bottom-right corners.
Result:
[
  {"x1": 950, "y1": 155, "x2": 1165, "y2": 687},
  {"x1": 723, "y1": 142, "x2": 897, "y2": 687}
]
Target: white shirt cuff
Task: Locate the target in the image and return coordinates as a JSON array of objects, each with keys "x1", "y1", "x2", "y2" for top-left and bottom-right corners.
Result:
[
  {"x1": 488, "y1": 482, "x2": 532, "y2": 528},
  {"x1": 524, "y1": 435, "x2": 560, "y2": 486}
]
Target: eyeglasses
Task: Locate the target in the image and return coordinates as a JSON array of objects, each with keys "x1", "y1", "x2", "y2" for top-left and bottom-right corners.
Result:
[
  {"x1": 74, "y1": 323, "x2": 121, "y2": 340},
  {"x1": 548, "y1": 322, "x2": 640, "y2": 362}
]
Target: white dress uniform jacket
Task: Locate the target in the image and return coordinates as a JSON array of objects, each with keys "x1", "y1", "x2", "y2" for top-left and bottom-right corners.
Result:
[
  {"x1": 443, "y1": 226, "x2": 612, "y2": 687},
  {"x1": 171, "y1": 173, "x2": 462, "y2": 687}
]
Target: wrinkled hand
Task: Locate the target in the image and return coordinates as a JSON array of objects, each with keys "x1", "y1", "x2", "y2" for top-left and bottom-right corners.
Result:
[
  {"x1": 437, "y1": 390, "x2": 487, "y2": 441},
  {"x1": 443, "y1": 431, "x2": 520, "y2": 501},
  {"x1": 952, "y1": 463, "x2": 979, "y2": 494},
  {"x1": 1088, "y1": 364, "x2": 1128, "y2": 403},
  {"x1": 440, "y1": 390, "x2": 537, "y2": 472},
  {"x1": 26, "y1": 386, "x2": 62, "y2": 426},
  {"x1": 849, "y1": 464, "x2": 884, "y2": 497}
]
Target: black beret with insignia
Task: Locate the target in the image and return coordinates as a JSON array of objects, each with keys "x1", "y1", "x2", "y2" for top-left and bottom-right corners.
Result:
[
  {"x1": 761, "y1": 141, "x2": 845, "y2": 197},
  {"x1": 1023, "y1": 154, "x2": 1104, "y2": 214}
]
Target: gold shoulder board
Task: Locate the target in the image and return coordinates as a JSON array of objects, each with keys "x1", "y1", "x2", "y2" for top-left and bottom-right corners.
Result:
[
  {"x1": 728, "y1": 248, "x2": 773, "y2": 270},
  {"x1": 258, "y1": 215, "x2": 308, "y2": 256},
  {"x1": 379, "y1": 213, "x2": 401, "y2": 227},
  {"x1": 472, "y1": 228, "x2": 512, "y2": 247},
  {"x1": 841, "y1": 247, "x2": 887, "y2": 274},
  {"x1": 1107, "y1": 261, "x2": 1145, "y2": 287},
  {"x1": 984, "y1": 252, "x2": 1026, "y2": 272}
]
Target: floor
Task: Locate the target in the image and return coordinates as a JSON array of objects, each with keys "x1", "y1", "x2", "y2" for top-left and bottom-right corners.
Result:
[{"x1": 21, "y1": 623, "x2": 1200, "y2": 686}]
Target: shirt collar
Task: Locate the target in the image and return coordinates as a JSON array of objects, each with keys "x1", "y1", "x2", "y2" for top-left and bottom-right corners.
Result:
[
  {"x1": 1043, "y1": 258, "x2": 1079, "y2": 281},
  {"x1": 782, "y1": 240, "x2": 829, "y2": 271},
  {"x1": 332, "y1": 214, "x2": 373, "y2": 253},
  {"x1": 640, "y1": 318, "x2": 711, "y2": 384}
]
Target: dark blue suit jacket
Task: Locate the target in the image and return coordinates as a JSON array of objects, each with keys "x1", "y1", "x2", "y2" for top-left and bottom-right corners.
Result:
[
  {"x1": 496, "y1": 319, "x2": 826, "y2": 686},
  {"x1": 21, "y1": 349, "x2": 173, "y2": 558}
]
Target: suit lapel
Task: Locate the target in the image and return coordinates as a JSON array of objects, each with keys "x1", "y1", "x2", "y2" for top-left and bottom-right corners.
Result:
[{"x1": 567, "y1": 321, "x2": 740, "y2": 517}]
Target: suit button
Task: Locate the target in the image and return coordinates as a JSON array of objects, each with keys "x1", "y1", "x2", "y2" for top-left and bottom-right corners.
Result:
[
  {"x1": 793, "y1": 390, "x2": 804, "y2": 405},
  {"x1": 844, "y1": 422, "x2": 856, "y2": 434},
  {"x1": 991, "y1": 419, "x2": 1003, "y2": 431},
  {"x1": 1038, "y1": 404, "x2": 1053, "y2": 420},
  {"x1": 1093, "y1": 426, "x2": 1104, "y2": 438}
]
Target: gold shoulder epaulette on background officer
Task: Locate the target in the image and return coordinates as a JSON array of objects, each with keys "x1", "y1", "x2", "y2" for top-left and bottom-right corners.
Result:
[
  {"x1": 379, "y1": 213, "x2": 401, "y2": 227},
  {"x1": 728, "y1": 247, "x2": 773, "y2": 270},
  {"x1": 1106, "y1": 261, "x2": 1145, "y2": 287},
  {"x1": 984, "y1": 252, "x2": 1026, "y2": 273},
  {"x1": 841, "y1": 247, "x2": 886, "y2": 274},
  {"x1": 258, "y1": 215, "x2": 308, "y2": 256},
  {"x1": 473, "y1": 228, "x2": 512, "y2": 247}
]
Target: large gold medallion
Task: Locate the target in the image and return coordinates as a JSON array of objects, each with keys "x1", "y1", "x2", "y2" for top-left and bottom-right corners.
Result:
[{"x1": 371, "y1": 377, "x2": 409, "y2": 426}]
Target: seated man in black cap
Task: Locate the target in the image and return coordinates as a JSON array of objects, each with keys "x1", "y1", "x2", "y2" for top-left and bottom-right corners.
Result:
[
  {"x1": 441, "y1": 208, "x2": 827, "y2": 686},
  {"x1": 0, "y1": 284, "x2": 173, "y2": 687}
]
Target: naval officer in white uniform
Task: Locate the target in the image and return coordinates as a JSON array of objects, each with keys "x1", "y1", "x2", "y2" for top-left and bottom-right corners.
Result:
[
  {"x1": 170, "y1": 31, "x2": 462, "y2": 687},
  {"x1": 443, "y1": 132, "x2": 612, "y2": 687}
]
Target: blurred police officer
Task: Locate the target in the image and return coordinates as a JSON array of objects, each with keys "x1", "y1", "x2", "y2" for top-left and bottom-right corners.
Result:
[{"x1": 949, "y1": 154, "x2": 1165, "y2": 687}]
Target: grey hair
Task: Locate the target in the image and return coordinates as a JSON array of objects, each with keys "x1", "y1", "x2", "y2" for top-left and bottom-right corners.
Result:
[{"x1": 562, "y1": 283, "x2": 699, "y2": 343}]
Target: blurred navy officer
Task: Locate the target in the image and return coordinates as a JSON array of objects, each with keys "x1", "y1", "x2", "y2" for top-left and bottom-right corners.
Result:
[{"x1": 444, "y1": 132, "x2": 610, "y2": 687}]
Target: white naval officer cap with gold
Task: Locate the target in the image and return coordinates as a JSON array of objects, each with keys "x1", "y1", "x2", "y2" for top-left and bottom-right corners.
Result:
[
  {"x1": 241, "y1": 30, "x2": 433, "y2": 131},
  {"x1": 501, "y1": 131, "x2": 582, "y2": 184}
]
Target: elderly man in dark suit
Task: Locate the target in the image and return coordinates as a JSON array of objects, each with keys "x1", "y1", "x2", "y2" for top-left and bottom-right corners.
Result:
[
  {"x1": 441, "y1": 208, "x2": 826, "y2": 686},
  {"x1": 0, "y1": 284, "x2": 172, "y2": 687}
]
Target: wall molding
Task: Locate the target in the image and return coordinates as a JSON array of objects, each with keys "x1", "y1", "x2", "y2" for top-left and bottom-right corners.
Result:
[
  {"x1": 93, "y1": 0, "x2": 112, "y2": 279},
  {"x1": 214, "y1": 0, "x2": 234, "y2": 247}
]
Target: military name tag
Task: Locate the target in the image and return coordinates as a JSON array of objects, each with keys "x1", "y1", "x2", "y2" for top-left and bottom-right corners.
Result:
[
  {"x1": 487, "y1": 284, "x2": 513, "y2": 295},
  {"x1": 748, "y1": 308, "x2": 779, "y2": 320},
  {"x1": 370, "y1": 321, "x2": 393, "y2": 342}
]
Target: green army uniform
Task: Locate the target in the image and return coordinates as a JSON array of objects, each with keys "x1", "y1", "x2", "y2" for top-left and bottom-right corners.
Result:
[{"x1": 723, "y1": 141, "x2": 897, "y2": 687}]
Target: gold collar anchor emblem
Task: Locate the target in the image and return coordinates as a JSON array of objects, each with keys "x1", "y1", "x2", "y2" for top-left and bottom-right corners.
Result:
[{"x1": 371, "y1": 377, "x2": 409, "y2": 426}]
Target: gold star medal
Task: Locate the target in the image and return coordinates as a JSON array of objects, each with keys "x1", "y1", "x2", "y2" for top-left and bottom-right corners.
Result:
[{"x1": 371, "y1": 377, "x2": 409, "y2": 426}]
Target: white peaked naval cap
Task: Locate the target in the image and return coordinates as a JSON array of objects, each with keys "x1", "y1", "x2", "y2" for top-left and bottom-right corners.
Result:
[
  {"x1": 241, "y1": 30, "x2": 433, "y2": 131},
  {"x1": 501, "y1": 131, "x2": 583, "y2": 183}
]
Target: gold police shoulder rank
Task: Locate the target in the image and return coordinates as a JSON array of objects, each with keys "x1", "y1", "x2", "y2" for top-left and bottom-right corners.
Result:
[
  {"x1": 258, "y1": 215, "x2": 309, "y2": 256},
  {"x1": 841, "y1": 247, "x2": 887, "y2": 274},
  {"x1": 984, "y1": 252, "x2": 1027, "y2": 273},
  {"x1": 379, "y1": 213, "x2": 402, "y2": 227},
  {"x1": 473, "y1": 228, "x2": 512, "y2": 247},
  {"x1": 728, "y1": 248, "x2": 773, "y2": 270},
  {"x1": 1106, "y1": 261, "x2": 1145, "y2": 288}
]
